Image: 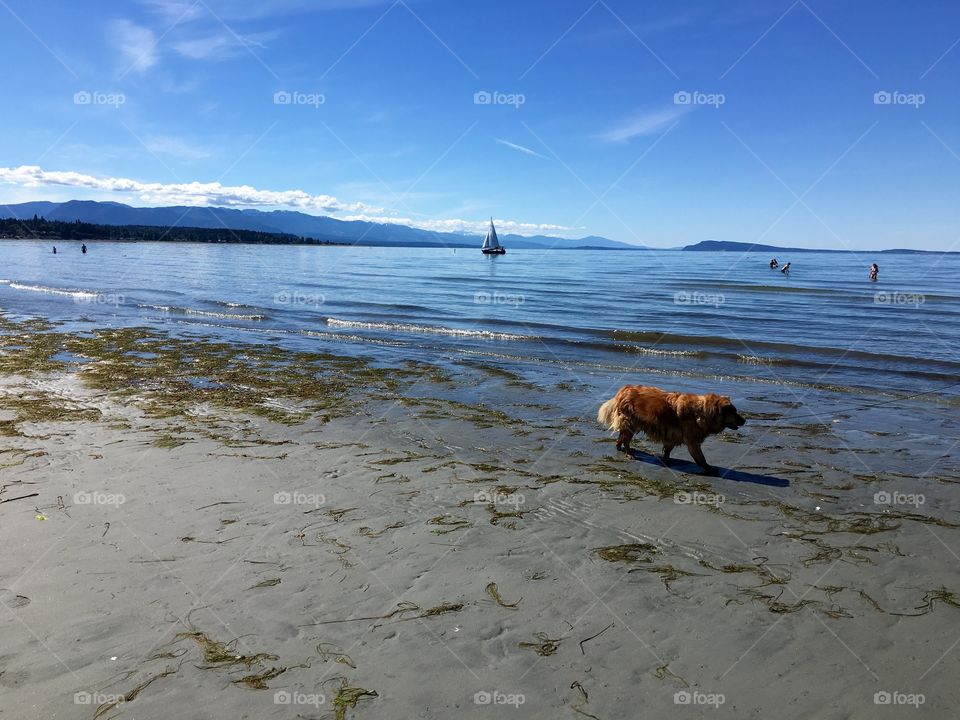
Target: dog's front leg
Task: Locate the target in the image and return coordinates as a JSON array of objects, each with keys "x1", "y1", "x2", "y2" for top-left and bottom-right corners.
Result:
[
  {"x1": 616, "y1": 430, "x2": 633, "y2": 452},
  {"x1": 686, "y1": 443, "x2": 717, "y2": 476}
]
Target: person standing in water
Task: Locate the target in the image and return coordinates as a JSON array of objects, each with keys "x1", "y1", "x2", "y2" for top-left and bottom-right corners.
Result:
[
  {"x1": 81, "y1": 243, "x2": 87, "y2": 254},
  {"x1": 769, "y1": 258, "x2": 778, "y2": 268},
  {"x1": 869, "y1": 263, "x2": 878, "y2": 281},
  {"x1": 52, "y1": 246, "x2": 57, "y2": 254},
  {"x1": 781, "y1": 262, "x2": 791, "y2": 274}
]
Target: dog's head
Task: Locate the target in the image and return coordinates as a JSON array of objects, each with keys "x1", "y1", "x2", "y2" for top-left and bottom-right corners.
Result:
[{"x1": 703, "y1": 394, "x2": 746, "y2": 433}]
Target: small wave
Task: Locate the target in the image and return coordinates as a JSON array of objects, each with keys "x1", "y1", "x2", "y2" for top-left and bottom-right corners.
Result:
[
  {"x1": 615, "y1": 344, "x2": 705, "y2": 358},
  {"x1": 138, "y1": 303, "x2": 266, "y2": 321},
  {"x1": 737, "y1": 354, "x2": 784, "y2": 365},
  {"x1": 209, "y1": 299, "x2": 260, "y2": 310},
  {"x1": 299, "y1": 329, "x2": 405, "y2": 346},
  {"x1": 9, "y1": 282, "x2": 98, "y2": 299},
  {"x1": 325, "y1": 317, "x2": 536, "y2": 342}
]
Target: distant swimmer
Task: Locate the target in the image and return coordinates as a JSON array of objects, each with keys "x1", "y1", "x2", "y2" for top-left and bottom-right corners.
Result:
[
  {"x1": 769, "y1": 258, "x2": 778, "y2": 268},
  {"x1": 52, "y1": 246, "x2": 57, "y2": 254},
  {"x1": 869, "y1": 263, "x2": 879, "y2": 281},
  {"x1": 780, "y1": 262, "x2": 791, "y2": 274},
  {"x1": 81, "y1": 243, "x2": 87, "y2": 254}
]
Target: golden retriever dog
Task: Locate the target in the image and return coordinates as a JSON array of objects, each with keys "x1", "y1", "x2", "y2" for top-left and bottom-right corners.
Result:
[{"x1": 597, "y1": 385, "x2": 746, "y2": 475}]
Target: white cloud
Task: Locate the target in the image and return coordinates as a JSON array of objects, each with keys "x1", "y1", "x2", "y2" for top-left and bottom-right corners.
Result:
[
  {"x1": 111, "y1": 19, "x2": 159, "y2": 73},
  {"x1": 494, "y1": 138, "x2": 547, "y2": 159},
  {"x1": 598, "y1": 107, "x2": 687, "y2": 142},
  {"x1": 0, "y1": 165, "x2": 374, "y2": 213},
  {"x1": 0, "y1": 165, "x2": 581, "y2": 237}
]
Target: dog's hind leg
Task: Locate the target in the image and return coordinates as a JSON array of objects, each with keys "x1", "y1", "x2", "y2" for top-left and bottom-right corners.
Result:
[
  {"x1": 660, "y1": 445, "x2": 674, "y2": 466},
  {"x1": 686, "y1": 442, "x2": 717, "y2": 476},
  {"x1": 616, "y1": 430, "x2": 633, "y2": 452}
]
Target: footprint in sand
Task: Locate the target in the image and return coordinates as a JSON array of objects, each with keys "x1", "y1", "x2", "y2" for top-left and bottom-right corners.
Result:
[{"x1": 0, "y1": 589, "x2": 30, "y2": 609}]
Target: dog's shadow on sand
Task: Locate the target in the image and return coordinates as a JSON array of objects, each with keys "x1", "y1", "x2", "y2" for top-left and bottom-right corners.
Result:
[{"x1": 626, "y1": 450, "x2": 790, "y2": 488}]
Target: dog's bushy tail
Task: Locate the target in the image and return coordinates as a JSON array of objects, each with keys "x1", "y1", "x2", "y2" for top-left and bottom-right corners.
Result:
[{"x1": 597, "y1": 396, "x2": 621, "y2": 431}]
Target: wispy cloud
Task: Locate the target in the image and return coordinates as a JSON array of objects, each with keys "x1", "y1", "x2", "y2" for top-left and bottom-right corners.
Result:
[
  {"x1": 172, "y1": 31, "x2": 277, "y2": 60},
  {"x1": 144, "y1": 135, "x2": 212, "y2": 160},
  {"x1": 495, "y1": 138, "x2": 547, "y2": 159},
  {"x1": 0, "y1": 165, "x2": 374, "y2": 213},
  {"x1": 139, "y1": 0, "x2": 204, "y2": 23},
  {"x1": 141, "y1": 0, "x2": 399, "y2": 22},
  {"x1": 340, "y1": 214, "x2": 578, "y2": 237},
  {"x1": 111, "y1": 19, "x2": 159, "y2": 73},
  {"x1": 597, "y1": 107, "x2": 687, "y2": 142}
]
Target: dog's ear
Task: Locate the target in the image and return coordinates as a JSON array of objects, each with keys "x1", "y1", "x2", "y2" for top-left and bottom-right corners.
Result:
[
  {"x1": 700, "y1": 394, "x2": 728, "y2": 421},
  {"x1": 697, "y1": 394, "x2": 734, "y2": 432}
]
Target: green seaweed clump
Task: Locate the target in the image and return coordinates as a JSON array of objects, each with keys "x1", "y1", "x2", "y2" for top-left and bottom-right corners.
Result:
[
  {"x1": 594, "y1": 543, "x2": 657, "y2": 563},
  {"x1": 519, "y1": 632, "x2": 562, "y2": 656},
  {"x1": 331, "y1": 679, "x2": 378, "y2": 720}
]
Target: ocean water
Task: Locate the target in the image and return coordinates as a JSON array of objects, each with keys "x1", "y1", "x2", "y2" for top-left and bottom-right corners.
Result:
[{"x1": 1, "y1": 240, "x2": 958, "y2": 407}]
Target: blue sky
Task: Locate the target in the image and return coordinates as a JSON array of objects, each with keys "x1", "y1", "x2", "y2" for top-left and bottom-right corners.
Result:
[{"x1": 1, "y1": 0, "x2": 959, "y2": 249}]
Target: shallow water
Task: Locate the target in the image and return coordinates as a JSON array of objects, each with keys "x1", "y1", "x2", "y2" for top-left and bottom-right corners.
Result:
[{"x1": 1, "y1": 241, "x2": 958, "y2": 407}]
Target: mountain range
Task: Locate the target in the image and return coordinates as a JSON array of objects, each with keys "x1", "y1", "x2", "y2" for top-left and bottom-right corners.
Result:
[
  {"x1": 0, "y1": 200, "x2": 633, "y2": 250},
  {"x1": 1, "y1": 201, "x2": 951, "y2": 253}
]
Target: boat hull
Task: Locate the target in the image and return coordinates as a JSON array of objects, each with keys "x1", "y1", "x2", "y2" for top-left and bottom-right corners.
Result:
[{"x1": 481, "y1": 248, "x2": 506, "y2": 255}]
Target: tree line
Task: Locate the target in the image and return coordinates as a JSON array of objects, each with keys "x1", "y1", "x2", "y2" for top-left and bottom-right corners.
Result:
[{"x1": 0, "y1": 216, "x2": 344, "y2": 245}]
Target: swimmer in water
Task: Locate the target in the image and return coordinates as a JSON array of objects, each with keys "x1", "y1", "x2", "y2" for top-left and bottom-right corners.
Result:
[
  {"x1": 780, "y1": 262, "x2": 791, "y2": 274},
  {"x1": 869, "y1": 263, "x2": 878, "y2": 281},
  {"x1": 769, "y1": 258, "x2": 778, "y2": 268}
]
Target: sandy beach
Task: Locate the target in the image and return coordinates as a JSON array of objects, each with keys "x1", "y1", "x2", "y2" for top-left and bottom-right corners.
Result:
[{"x1": 2, "y1": 319, "x2": 959, "y2": 719}]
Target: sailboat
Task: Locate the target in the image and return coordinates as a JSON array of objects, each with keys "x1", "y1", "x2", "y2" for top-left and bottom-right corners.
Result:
[{"x1": 481, "y1": 218, "x2": 506, "y2": 255}]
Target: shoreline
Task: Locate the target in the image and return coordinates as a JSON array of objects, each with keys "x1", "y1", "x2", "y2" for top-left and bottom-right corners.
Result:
[{"x1": 1, "y1": 318, "x2": 959, "y2": 718}]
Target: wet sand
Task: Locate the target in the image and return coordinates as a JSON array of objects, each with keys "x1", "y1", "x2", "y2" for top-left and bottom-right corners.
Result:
[{"x1": 1, "y1": 322, "x2": 959, "y2": 719}]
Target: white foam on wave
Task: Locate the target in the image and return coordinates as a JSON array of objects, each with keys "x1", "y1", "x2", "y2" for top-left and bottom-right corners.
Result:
[
  {"x1": 736, "y1": 354, "x2": 783, "y2": 365},
  {"x1": 325, "y1": 317, "x2": 535, "y2": 342},
  {"x1": 617, "y1": 344, "x2": 703, "y2": 358},
  {"x1": 9, "y1": 282, "x2": 98, "y2": 299},
  {"x1": 138, "y1": 303, "x2": 265, "y2": 321}
]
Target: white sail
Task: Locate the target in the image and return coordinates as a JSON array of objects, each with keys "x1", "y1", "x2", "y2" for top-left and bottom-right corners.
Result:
[{"x1": 482, "y1": 218, "x2": 500, "y2": 250}]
